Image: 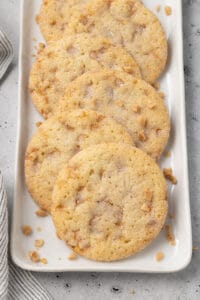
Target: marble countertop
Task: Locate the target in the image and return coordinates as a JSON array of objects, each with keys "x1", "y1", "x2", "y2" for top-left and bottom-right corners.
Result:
[{"x1": 0, "y1": 0, "x2": 200, "y2": 299}]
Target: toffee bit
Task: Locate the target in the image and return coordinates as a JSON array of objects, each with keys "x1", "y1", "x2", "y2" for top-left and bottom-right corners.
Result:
[
  {"x1": 138, "y1": 131, "x2": 147, "y2": 142},
  {"x1": 165, "y1": 6, "x2": 172, "y2": 16},
  {"x1": 163, "y1": 168, "x2": 177, "y2": 184},
  {"x1": 164, "y1": 151, "x2": 171, "y2": 157},
  {"x1": 35, "y1": 209, "x2": 48, "y2": 217},
  {"x1": 165, "y1": 224, "x2": 176, "y2": 246},
  {"x1": 35, "y1": 239, "x2": 45, "y2": 248},
  {"x1": 29, "y1": 251, "x2": 40, "y2": 263},
  {"x1": 36, "y1": 122, "x2": 43, "y2": 128},
  {"x1": 155, "y1": 251, "x2": 164, "y2": 261},
  {"x1": 68, "y1": 252, "x2": 77, "y2": 260},
  {"x1": 41, "y1": 258, "x2": 48, "y2": 264},
  {"x1": 132, "y1": 105, "x2": 141, "y2": 113},
  {"x1": 22, "y1": 225, "x2": 32, "y2": 236},
  {"x1": 155, "y1": 5, "x2": 161, "y2": 12}
]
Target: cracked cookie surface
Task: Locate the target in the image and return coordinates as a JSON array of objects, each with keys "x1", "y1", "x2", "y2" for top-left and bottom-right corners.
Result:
[{"x1": 51, "y1": 143, "x2": 168, "y2": 261}]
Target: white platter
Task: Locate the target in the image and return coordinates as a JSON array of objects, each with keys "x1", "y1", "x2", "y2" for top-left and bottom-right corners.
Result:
[{"x1": 11, "y1": 0, "x2": 192, "y2": 272}]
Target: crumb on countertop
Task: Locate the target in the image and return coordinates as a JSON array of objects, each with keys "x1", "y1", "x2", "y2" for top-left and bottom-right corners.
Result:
[
  {"x1": 35, "y1": 208, "x2": 48, "y2": 217},
  {"x1": 130, "y1": 289, "x2": 135, "y2": 294},
  {"x1": 165, "y1": 6, "x2": 172, "y2": 16},
  {"x1": 165, "y1": 224, "x2": 176, "y2": 246},
  {"x1": 41, "y1": 258, "x2": 48, "y2": 264},
  {"x1": 22, "y1": 225, "x2": 32, "y2": 236},
  {"x1": 155, "y1": 251, "x2": 164, "y2": 262},
  {"x1": 29, "y1": 251, "x2": 40, "y2": 263},
  {"x1": 193, "y1": 246, "x2": 199, "y2": 251},
  {"x1": 163, "y1": 168, "x2": 177, "y2": 184},
  {"x1": 35, "y1": 239, "x2": 45, "y2": 248},
  {"x1": 36, "y1": 226, "x2": 42, "y2": 232},
  {"x1": 35, "y1": 122, "x2": 43, "y2": 128},
  {"x1": 68, "y1": 252, "x2": 77, "y2": 260}
]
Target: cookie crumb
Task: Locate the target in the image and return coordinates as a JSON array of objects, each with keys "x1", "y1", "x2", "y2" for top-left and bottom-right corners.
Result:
[
  {"x1": 35, "y1": 122, "x2": 43, "y2": 128},
  {"x1": 165, "y1": 6, "x2": 172, "y2": 16},
  {"x1": 35, "y1": 209, "x2": 48, "y2": 217},
  {"x1": 28, "y1": 251, "x2": 40, "y2": 263},
  {"x1": 22, "y1": 225, "x2": 32, "y2": 236},
  {"x1": 130, "y1": 289, "x2": 135, "y2": 294},
  {"x1": 165, "y1": 224, "x2": 176, "y2": 246},
  {"x1": 164, "y1": 151, "x2": 171, "y2": 157},
  {"x1": 37, "y1": 43, "x2": 45, "y2": 55},
  {"x1": 36, "y1": 226, "x2": 42, "y2": 232},
  {"x1": 155, "y1": 251, "x2": 164, "y2": 261},
  {"x1": 163, "y1": 168, "x2": 177, "y2": 184},
  {"x1": 35, "y1": 239, "x2": 45, "y2": 248},
  {"x1": 32, "y1": 54, "x2": 36, "y2": 58},
  {"x1": 41, "y1": 258, "x2": 48, "y2": 264},
  {"x1": 68, "y1": 252, "x2": 77, "y2": 260},
  {"x1": 192, "y1": 246, "x2": 199, "y2": 251},
  {"x1": 168, "y1": 213, "x2": 174, "y2": 219},
  {"x1": 155, "y1": 5, "x2": 161, "y2": 12},
  {"x1": 132, "y1": 105, "x2": 141, "y2": 113},
  {"x1": 32, "y1": 37, "x2": 37, "y2": 42}
]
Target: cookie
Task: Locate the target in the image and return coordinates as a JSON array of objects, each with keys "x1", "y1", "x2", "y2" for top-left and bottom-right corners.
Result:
[
  {"x1": 36, "y1": 0, "x2": 89, "y2": 42},
  {"x1": 51, "y1": 143, "x2": 168, "y2": 262},
  {"x1": 59, "y1": 70, "x2": 170, "y2": 159},
  {"x1": 67, "y1": 0, "x2": 167, "y2": 83},
  {"x1": 29, "y1": 34, "x2": 142, "y2": 118},
  {"x1": 25, "y1": 110, "x2": 133, "y2": 212}
]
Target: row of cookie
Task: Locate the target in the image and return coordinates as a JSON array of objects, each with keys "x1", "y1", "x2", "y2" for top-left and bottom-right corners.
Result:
[{"x1": 26, "y1": 69, "x2": 170, "y2": 211}]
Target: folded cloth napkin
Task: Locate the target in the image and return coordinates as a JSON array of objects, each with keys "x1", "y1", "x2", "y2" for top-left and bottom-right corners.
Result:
[
  {"x1": 0, "y1": 29, "x2": 52, "y2": 300},
  {"x1": 0, "y1": 28, "x2": 13, "y2": 80},
  {"x1": 0, "y1": 173, "x2": 53, "y2": 300}
]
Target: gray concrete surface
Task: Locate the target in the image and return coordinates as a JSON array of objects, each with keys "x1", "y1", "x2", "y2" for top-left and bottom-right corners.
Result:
[{"x1": 0, "y1": 0, "x2": 200, "y2": 299}]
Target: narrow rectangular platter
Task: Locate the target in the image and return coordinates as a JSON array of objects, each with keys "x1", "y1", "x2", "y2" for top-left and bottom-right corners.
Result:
[{"x1": 11, "y1": 0, "x2": 192, "y2": 272}]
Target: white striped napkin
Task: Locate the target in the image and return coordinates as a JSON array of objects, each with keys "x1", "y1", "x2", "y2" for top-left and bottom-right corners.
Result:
[
  {"x1": 0, "y1": 29, "x2": 53, "y2": 300},
  {"x1": 0, "y1": 173, "x2": 53, "y2": 300},
  {"x1": 0, "y1": 28, "x2": 13, "y2": 80}
]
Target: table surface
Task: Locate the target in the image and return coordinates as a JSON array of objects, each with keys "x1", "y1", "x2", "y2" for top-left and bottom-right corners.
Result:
[{"x1": 0, "y1": 0, "x2": 200, "y2": 299}]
